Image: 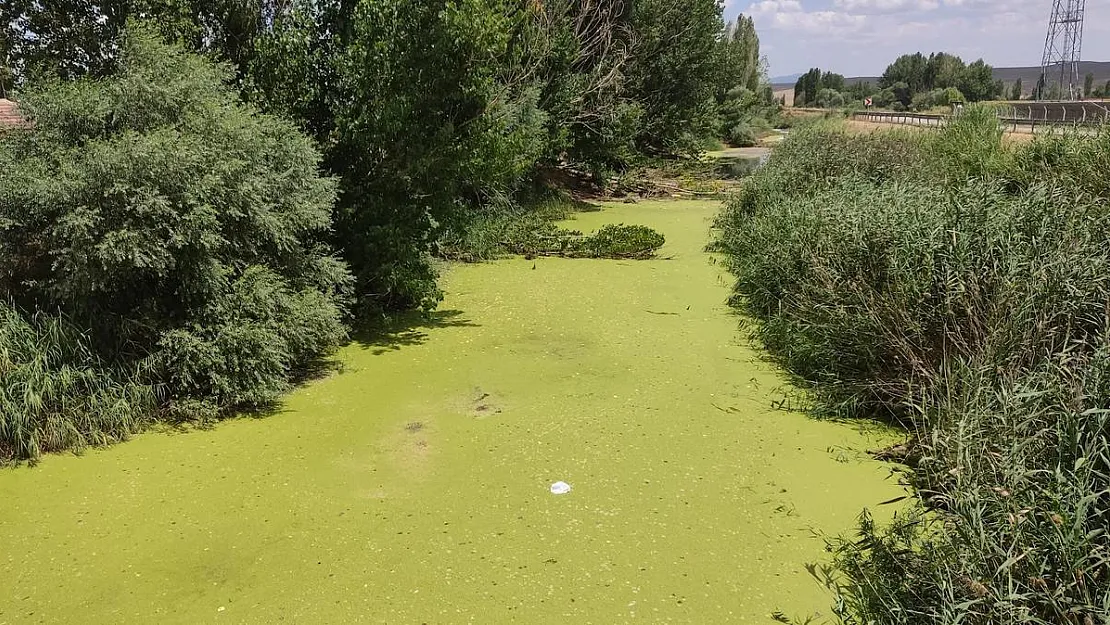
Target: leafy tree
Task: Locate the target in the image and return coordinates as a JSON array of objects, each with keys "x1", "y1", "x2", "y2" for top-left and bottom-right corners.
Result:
[
  {"x1": 626, "y1": 0, "x2": 723, "y2": 155},
  {"x1": 718, "y1": 15, "x2": 761, "y2": 96},
  {"x1": 530, "y1": 0, "x2": 640, "y2": 170},
  {"x1": 943, "y1": 86, "x2": 965, "y2": 104},
  {"x1": 927, "y1": 52, "x2": 965, "y2": 90},
  {"x1": 880, "y1": 53, "x2": 929, "y2": 93},
  {"x1": 890, "y1": 81, "x2": 912, "y2": 106},
  {"x1": 793, "y1": 67, "x2": 845, "y2": 107},
  {"x1": 958, "y1": 59, "x2": 994, "y2": 102},
  {"x1": 1010, "y1": 78, "x2": 1023, "y2": 101},
  {"x1": 793, "y1": 68, "x2": 820, "y2": 106},
  {"x1": 846, "y1": 81, "x2": 876, "y2": 102},
  {"x1": 872, "y1": 88, "x2": 897, "y2": 108},
  {"x1": 880, "y1": 52, "x2": 995, "y2": 103},
  {"x1": 1, "y1": 1, "x2": 280, "y2": 85},
  {"x1": 0, "y1": 26, "x2": 350, "y2": 410},
  {"x1": 330, "y1": 0, "x2": 550, "y2": 309},
  {"x1": 1084, "y1": 72, "x2": 1094, "y2": 98}
]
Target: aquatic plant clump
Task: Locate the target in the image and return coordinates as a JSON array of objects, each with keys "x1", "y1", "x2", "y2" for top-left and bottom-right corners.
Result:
[
  {"x1": 0, "y1": 303, "x2": 155, "y2": 463},
  {"x1": 716, "y1": 109, "x2": 1110, "y2": 622},
  {"x1": 566, "y1": 224, "x2": 665, "y2": 259},
  {"x1": 439, "y1": 203, "x2": 666, "y2": 262}
]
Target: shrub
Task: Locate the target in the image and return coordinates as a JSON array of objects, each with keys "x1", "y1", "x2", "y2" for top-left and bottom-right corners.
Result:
[
  {"x1": 729, "y1": 122, "x2": 758, "y2": 147},
  {"x1": 156, "y1": 267, "x2": 347, "y2": 409},
  {"x1": 717, "y1": 115, "x2": 1110, "y2": 620},
  {"x1": 815, "y1": 88, "x2": 846, "y2": 108},
  {"x1": 0, "y1": 26, "x2": 350, "y2": 457}
]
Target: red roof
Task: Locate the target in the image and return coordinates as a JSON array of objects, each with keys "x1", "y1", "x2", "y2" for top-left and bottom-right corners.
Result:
[{"x1": 0, "y1": 99, "x2": 26, "y2": 128}]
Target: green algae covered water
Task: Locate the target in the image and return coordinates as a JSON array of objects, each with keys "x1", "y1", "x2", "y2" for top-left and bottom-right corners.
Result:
[{"x1": 0, "y1": 200, "x2": 903, "y2": 624}]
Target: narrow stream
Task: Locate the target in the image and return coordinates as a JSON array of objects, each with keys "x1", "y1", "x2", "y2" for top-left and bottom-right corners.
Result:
[{"x1": 0, "y1": 200, "x2": 903, "y2": 624}]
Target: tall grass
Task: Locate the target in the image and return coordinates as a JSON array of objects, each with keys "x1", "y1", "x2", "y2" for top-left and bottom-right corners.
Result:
[
  {"x1": 717, "y1": 108, "x2": 1110, "y2": 622},
  {"x1": 1, "y1": 303, "x2": 155, "y2": 464}
]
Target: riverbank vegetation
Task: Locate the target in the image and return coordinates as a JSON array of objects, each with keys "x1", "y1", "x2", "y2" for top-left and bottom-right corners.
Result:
[
  {"x1": 795, "y1": 52, "x2": 1002, "y2": 111},
  {"x1": 716, "y1": 109, "x2": 1110, "y2": 622},
  {"x1": 0, "y1": 1, "x2": 772, "y2": 463}
]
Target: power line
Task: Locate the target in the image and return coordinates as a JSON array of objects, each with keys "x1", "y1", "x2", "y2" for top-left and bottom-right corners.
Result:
[{"x1": 1040, "y1": 0, "x2": 1086, "y2": 100}]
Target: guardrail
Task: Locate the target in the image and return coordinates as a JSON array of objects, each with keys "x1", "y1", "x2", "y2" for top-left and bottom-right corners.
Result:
[
  {"x1": 852, "y1": 111, "x2": 947, "y2": 127},
  {"x1": 1005, "y1": 101, "x2": 1110, "y2": 124},
  {"x1": 851, "y1": 109, "x2": 1107, "y2": 132}
]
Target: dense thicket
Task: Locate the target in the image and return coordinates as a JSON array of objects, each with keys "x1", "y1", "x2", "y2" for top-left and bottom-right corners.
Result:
[
  {"x1": 1, "y1": 2, "x2": 766, "y2": 461},
  {"x1": 716, "y1": 112, "x2": 1110, "y2": 622},
  {"x1": 0, "y1": 29, "x2": 350, "y2": 459}
]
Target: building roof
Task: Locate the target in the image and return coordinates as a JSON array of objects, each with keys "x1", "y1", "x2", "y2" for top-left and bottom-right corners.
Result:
[{"x1": 0, "y1": 99, "x2": 25, "y2": 128}]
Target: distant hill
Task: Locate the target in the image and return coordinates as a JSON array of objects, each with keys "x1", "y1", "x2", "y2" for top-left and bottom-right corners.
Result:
[
  {"x1": 772, "y1": 61, "x2": 1110, "y2": 97},
  {"x1": 993, "y1": 62, "x2": 1110, "y2": 94},
  {"x1": 769, "y1": 72, "x2": 803, "y2": 84}
]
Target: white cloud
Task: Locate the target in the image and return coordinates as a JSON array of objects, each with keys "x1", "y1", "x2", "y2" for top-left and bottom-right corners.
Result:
[
  {"x1": 833, "y1": 0, "x2": 938, "y2": 13},
  {"x1": 748, "y1": 0, "x2": 804, "y2": 14},
  {"x1": 748, "y1": 0, "x2": 867, "y2": 35},
  {"x1": 770, "y1": 10, "x2": 868, "y2": 34}
]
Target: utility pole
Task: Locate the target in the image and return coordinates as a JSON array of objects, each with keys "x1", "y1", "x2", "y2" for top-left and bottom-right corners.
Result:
[{"x1": 1040, "y1": 0, "x2": 1086, "y2": 100}]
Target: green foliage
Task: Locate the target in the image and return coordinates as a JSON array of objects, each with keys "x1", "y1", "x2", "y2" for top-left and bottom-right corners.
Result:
[
  {"x1": 959, "y1": 59, "x2": 995, "y2": 101},
  {"x1": 327, "y1": 0, "x2": 548, "y2": 310},
  {"x1": 439, "y1": 198, "x2": 664, "y2": 262},
  {"x1": 0, "y1": 27, "x2": 349, "y2": 459},
  {"x1": 717, "y1": 114, "x2": 1110, "y2": 621},
  {"x1": 878, "y1": 52, "x2": 995, "y2": 105},
  {"x1": 846, "y1": 81, "x2": 876, "y2": 103},
  {"x1": 0, "y1": 2, "x2": 734, "y2": 463},
  {"x1": 1, "y1": 1, "x2": 274, "y2": 85},
  {"x1": 793, "y1": 68, "x2": 846, "y2": 107},
  {"x1": 815, "y1": 88, "x2": 846, "y2": 109},
  {"x1": 728, "y1": 121, "x2": 759, "y2": 147},
  {"x1": 1010, "y1": 77, "x2": 1023, "y2": 100},
  {"x1": 881, "y1": 52, "x2": 930, "y2": 93},
  {"x1": 527, "y1": 0, "x2": 638, "y2": 172},
  {"x1": 570, "y1": 224, "x2": 665, "y2": 259},
  {"x1": 627, "y1": 0, "x2": 723, "y2": 155},
  {"x1": 910, "y1": 87, "x2": 964, "y2": 111},
  {"x1": 718, "y1": 16, "x2": 761, "y2": 97},
  {"x1": 872, "y1": 87, "x2": 897, "y2": 108},
  {"x1": 156, "y1": 266, "x2": 346, "y2": 409},
  {"x1": 1, "y1": 302, "x2": 155, "y2": 463}
]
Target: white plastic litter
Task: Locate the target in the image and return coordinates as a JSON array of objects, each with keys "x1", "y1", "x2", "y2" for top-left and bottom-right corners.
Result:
[{"x1": 549, "y1": 481, "x2": 572, "y2": 495}]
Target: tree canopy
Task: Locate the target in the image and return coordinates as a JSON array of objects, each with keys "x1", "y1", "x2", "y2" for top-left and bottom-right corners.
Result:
[{"x1": 0, "y1": 1, "x2": 777, "y2": 461}]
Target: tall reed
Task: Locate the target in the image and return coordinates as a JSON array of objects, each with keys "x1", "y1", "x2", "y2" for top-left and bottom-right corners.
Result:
[
  {"x1": 717, "y1": 109, "x2": 1110, "y2": 621},
  {"x1": 0, "y1": 303, "x2": 154, "y2": 463}
]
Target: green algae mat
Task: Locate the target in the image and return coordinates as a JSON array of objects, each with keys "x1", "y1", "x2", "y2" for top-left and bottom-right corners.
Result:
[{"x1": 0, "y1": 200, "x2": 904, "y2": 624}]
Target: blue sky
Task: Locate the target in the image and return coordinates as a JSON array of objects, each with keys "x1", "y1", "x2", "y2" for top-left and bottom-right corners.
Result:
[{"x1": 725, "y1": 0, "x2": 1110, "y2": 77}]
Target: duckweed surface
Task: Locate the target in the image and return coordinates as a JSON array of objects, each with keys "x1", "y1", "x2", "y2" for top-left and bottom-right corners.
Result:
[{"x1": 0, "y1": 201, "x2": 904, "y2": 624}]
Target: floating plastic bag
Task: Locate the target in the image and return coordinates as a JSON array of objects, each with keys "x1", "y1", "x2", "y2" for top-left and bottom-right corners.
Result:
[{"x1": 550, "y1": 481, "x2": 572, "y2": 495}]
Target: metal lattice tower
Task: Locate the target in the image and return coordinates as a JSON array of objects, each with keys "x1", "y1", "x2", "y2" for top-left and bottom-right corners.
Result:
[{"x1": 1040, "y1": 0, "x2": 1086, "y2": 100}]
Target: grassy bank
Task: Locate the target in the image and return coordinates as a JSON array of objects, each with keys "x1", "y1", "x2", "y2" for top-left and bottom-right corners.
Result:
[{"x1": 716, "y1": 109, "x2": 1110, "y2": 622}]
